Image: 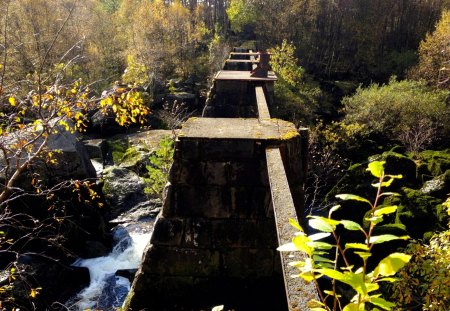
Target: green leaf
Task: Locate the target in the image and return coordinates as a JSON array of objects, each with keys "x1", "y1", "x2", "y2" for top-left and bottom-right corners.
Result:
[
  {"x1": 372, "y1": 177, "x2": 395, "y2": 188},
  {"x1": 307, "y1": 241, "x2": 335, "y2": 250},
  {"x1": 376, "y1": 277, "x2": 397, "y2": 283},
  {"x1": 345, "y1": 243, "x2": 370, "y2": 251},
  {"x1": 379, "y1": 192, "x2": 400, "y2": 197},
  {"x1": 367, "y1": 161, "x2": 385, "y2": 178},
  {"x1": 374, "y1": 206, "x2": 398, "y2": 216},
  {"x1": 336, "y1": 194, "x2": 371, "y2": 205},
  {"x1": 308, "y1": 217, "x2": 337, "y2": 233},
  {"x1": 373, "y1": 252, "x2": 412, "y2": 277},
  {"x1": 309, "y1": 232, "x2": 331, "y2": 241},
  {"x1": 277, "y1": 242, "x2": 297, "y2": 252},
  {"x1": 365, "y1": 215, "x2": 384, "y2": 225},
  {"x1": 369, "y1": 297, "x2": 396, "y2": 310},
  {"x1": 328, "y1": 205, "x2": 340, "y2": 217},
  {"x1": 293, "y1": 235, "x2": 313, "y2": 255},
  {"x1": 340, "y1": 220, "x2": 364, "y2": 231},
  {"x1": 343, "y1": 303, "x2": 360, "y2": 311},
  {"x1": 313, "y1": 255, "x2": 335, "y2": 264},
  {"x1": 315, "y1": 268, "x2": 346, "y2": 282},
  {"x1": 289, "y1": 218, "x2": 303, "y2": 231},
  {"x1": 368, "y1": 235, "x2": 409, "y2": 244},
  {"x1": 355, "y1": 251, "x2": 372, "y2": 260}
]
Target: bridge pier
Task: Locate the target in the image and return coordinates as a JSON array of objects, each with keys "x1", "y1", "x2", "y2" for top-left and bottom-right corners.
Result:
[{"x1": 124, "y1": 48, "x2": 317, "y2": 310}]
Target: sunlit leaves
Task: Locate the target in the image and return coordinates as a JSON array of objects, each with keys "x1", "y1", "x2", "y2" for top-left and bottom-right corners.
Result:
[
  {"x1": 367, "y1": 161, "x2": 385, "y2": 178},
  {"x1": 281, "y1": 160, "x2": 411, "y2": 311},
  {"x1": 100, "y1": 86, "x2": 150, "y2": 127},
  {"x1": 373, "y1": 253, "x2": 411, "y2": 278},
  {"x1": 336, "y1": 194, "x2": 371, "y2": 205}
]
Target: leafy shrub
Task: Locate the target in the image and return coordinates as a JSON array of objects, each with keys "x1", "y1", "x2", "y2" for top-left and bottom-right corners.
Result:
[
  {"x1": 389, "y1": 197, "x2": 450, "y2": 310},
  {"x1": 342, "y1": 78, "x2": 449, "y2": 147},
  {"x1": 280, "y1": 161, "x2": 411, "y2": 310},
  {"x1": 144, "y1": 136, "x2": 174, "y2": 198}
]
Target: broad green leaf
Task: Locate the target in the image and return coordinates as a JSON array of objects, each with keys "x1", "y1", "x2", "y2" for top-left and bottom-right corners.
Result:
[
  {"x1": 288, "y1": 261, "x2": 305, "y2": 268},
  {"x1": 277, "y1": 242, "x2": 297, "y2": 252},
  {"x1": 293, "y1": 235, "x2": 313, "y2": 255},
  {"x1": 315, "y1": 268, "x2": 346, "y2": 282},
  {"x1": 366, "y1": 282, "x2": 379, "y2": 292},
  {"x1": 308, "y1": 217, "x2": 336, "y2": 233},
  {"x1": 345, "y1": 243, "x2": 370, "y2": 251},
  {"x1": 313, "y1": 255, "x2": 335, "y2": 264},
  {"x1": 336, "y1": 194, "x2": 371, "y2": 205},
  {"x1": 365, "y1": 215, "x2": 383, "y2": 225},
  {"x1": 342, "y1": 272, "x2": 367, "y2": 295},
  {"x1": 328, "y1": 205, "x2": 340, "y2": 217},
  {"x1": 323, "y1": 290, "x2": 341, "y2": 298},
  {"x1": 367, "y1": 161, "x2": 385, "y2": 178},
  {"x1": 310, "y1": 308, "x2": 327, "y2": 311},
  {"x1": 299, "y1": 271, "x2": 316, "y2": 282},
  {"x1": 289, "y1": 218, "x2": 303, "y2": 231},
  {"x1": 372, "y1": 177, "x2": 395, "y2": 188},
  {"x1": 355, "y1": 251, "x2": 372, "y2": 260},
  {"x1": 369, "y1": 297, "x2": 395, "y2": 310},
  {"x1": 368, "y1": 235, "x2": 409, "y2": 244},
  {"x1": 309, "y1": 232, "x2": 331, "y2": 241},
  {"x1": 373, "y1": 252, "x2": 412, "y2": 277},
  {"x1": 340, "y1": 220, "x2": 364, "y2": 231},
  {"x1": 307, "y1": 299, "x2": 327, "y2": 308},
  {"x1": 343, "y1": 303, "x2": 361, "y2": 311},
  {"x1": 374, "y1": 206, "x2": 398, "y2": 216},
  {"x1": 379, "y1": 192, "x2": 400, "y2": 197},
  {"x1": 307, "y1": 241, "x2": 335, "y2": 250}
]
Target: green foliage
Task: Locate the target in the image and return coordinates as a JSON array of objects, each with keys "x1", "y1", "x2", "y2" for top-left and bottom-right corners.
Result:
[
  {"x1": 144, "y1": 136, "x2": 174, "y2": 198},
  {"x1": 342, "y1": 78, "x2": 450, "y2": 145},
  {"x1": 270, "y1": 40, "x2": 304, "y2": 88},
  {"x1": 392, "y1": 227, "x2": 450, "y2": 310},
  {"x1": 280, "y1": 161, "x2": 410, "y2": 311},
  {"x1": 409, "y1": 10, "x2": 450, "y2": 88},
  {"x1": 122, "y1": 55, "x2": 152, "y2": 87},
  {"x1": 269, "y1": 40, "x2": 321, "y2": 126},
  {"x1": 226, "y1": 0, "x2": 258, "y2": 33}
]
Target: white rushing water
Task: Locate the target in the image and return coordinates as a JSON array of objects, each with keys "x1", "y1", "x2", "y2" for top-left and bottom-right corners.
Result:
[{"x1": 68, "y1": 231, "x2": 152, "y2": 310}]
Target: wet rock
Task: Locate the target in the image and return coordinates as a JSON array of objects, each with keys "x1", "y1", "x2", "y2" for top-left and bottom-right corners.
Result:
[
  {"x1": 102, "y1": 167, "x2": 149, "y2": 219},
  {"x1": 116, "y1": 269, "x2": 138, "y2": 282},
  {"x1": 83, "y1": 241, "x2": 110, "y2": 258},
  {"x1": 97, "y1": 275, "x2": 130, "y2": 310},
  {"x1": 420, "y1": 170, "x2": 450, "y2": 197}
]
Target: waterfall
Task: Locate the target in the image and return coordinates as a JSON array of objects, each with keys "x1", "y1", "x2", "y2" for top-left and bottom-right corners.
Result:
[{"x1": 66, "y1": 226, "x2": 152, "y2": 310}]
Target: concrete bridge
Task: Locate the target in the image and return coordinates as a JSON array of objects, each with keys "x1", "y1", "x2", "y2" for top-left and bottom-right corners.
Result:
[{"x1": 124, "y1": 48, "x2": 317, "y2": 310}]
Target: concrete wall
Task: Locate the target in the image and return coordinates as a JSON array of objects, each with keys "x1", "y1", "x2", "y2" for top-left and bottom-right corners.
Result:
[{"x1": 124, "y1": 119, "x2": 306, "y2": 310}]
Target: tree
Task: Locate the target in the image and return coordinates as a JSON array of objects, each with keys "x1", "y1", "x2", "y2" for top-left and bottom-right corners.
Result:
[
  {"x1": 342, "y1": 78, "x2": 450, "y2": 146},
  {"x1": 409, "y1": 10, "x2": 450, "y2": 89}
]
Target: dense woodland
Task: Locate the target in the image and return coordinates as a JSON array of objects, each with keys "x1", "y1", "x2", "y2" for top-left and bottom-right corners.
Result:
[{"x1": 1, "y1": 0, "x2": 450, "y2": 310}]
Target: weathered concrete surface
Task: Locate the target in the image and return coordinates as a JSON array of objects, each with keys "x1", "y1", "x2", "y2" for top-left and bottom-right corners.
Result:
[
  {"x1": 124, "y1": 117, "x2": 306, "y2": 310},
  {"x1": 179, "y1": 117, "x2": 299, "y2": 141},
  {"x1": 266, "y1": 147, "x2": 318, "y2": 310}
]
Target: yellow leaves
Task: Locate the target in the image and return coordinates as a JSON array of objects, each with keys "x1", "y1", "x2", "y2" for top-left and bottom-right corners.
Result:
[
  {"x1": 8, "y1": 97, "x2": 16, "y2": 107},
  {"x1": 29, "y1": 287, "x2": 42, "y2": 298},
  {"x1": 100, "y1": 87, "x2": 150, "y2": 127}
]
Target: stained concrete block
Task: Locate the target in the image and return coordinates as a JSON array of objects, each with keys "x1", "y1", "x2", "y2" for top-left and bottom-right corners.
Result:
[
  {"x1": 174, "y1": 186, "x2": 232, "y2": 218},
  {"x1": 222, "y1": 248, "x2": 275, "y2": 278},
  {"x1": 146, "y1": 246, "x2": 220, "y2": 277},
  {"x1": 182, "y1": 218, "x2": 212, "y2": 248},
  {"x1": 150, "y1": 217, "x2": 184, "y2": 246}
]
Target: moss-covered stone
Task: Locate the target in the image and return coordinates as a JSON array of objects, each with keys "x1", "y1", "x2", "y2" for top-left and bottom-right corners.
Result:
[
  {"x1": 106, "y1": 138, "x2": 129, "y2": 164},
  {"x1": 420, "y1": 170, "x2": 450, "y2": 198},
  {"x1": 419, "y1": 149, "x2": 450, "y2": 176},
  {"x1": 395, "y1": 187, "x2": 444, "y2": 239},
  {"x1": 382, "y1": 151, "x2": 417, "y2": 184}
]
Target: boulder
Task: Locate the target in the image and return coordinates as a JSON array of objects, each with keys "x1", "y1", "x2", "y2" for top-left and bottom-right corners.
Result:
[
  {"x1": 102, "y1": 166, "x2": 149, "y2": 219},
  {"x1": 420, "y1": 170, "x2": 450, "y2": 198}
]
